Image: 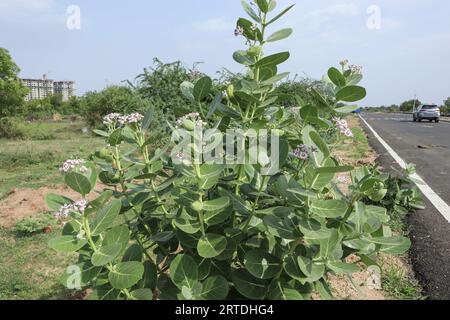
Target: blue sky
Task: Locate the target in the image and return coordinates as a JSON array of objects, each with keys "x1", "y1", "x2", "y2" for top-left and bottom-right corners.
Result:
[{"x1": 1, "y1": 0, "x2": 449, "y2": 106}]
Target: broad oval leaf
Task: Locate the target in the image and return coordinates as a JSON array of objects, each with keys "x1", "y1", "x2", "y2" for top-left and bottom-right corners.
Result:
[
  {"x1": 328, "y1": 67, "x2": 346, "y2": 87},
  {"x1": 90, "y1": 199, "x2": 122, "y2": 236},
  {"x1": 267, "y1": 28, "x2": 293, "y2": 42},
  {"x1": 231, "y1": 269, "x2": 268, "y2": 299},
  {"x1": 198, "y1": 275, "x2": 229, "y2": 300},
  {"x1": 310, "y1": 199, "x2": 348, "y2": 218},
  {"x1": 108, "y1": 261, "x2": 144, "y2": 289},
  {"x1": 244, "y1": 250, "x2": 282, "y2": 279},
  {"x1": 197, "y1": 234, "x2": 227, "y2": 258},
  {"x1": 91, "y1": 243, "x2": 122, "y2": 266},
  {"x1": 65, "y1": 172, "x2": 93, "y2": 196},
  {"x1": 48, "y1": 235, "x2": 87, "y2": 253},
  {"x1": 193, "y1": 76, "x2": 212, "y2": 102},
  {"x1": 254, "y1": 52, "x2": 290, "y2": 68},
  {"x1": 336, "y1": 86, "x2": 366, "y2": 102},
  {"x1": 45, "y1": 193, "x2": 73, "y2": 211},
  {"x1": 169, "y1": 254, "x2": 199, "y2": 289}
]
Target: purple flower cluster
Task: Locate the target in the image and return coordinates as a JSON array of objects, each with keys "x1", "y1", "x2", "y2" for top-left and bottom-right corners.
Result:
[
  {"x1": 349, "y1": 64, "x2": 363, "y2": 75},
  {"x1": 293, "y1": 144, "x2": 309, "y2": 160},
  {"x1": 333, "y1": 117, "x2": 354, "y2": 137},
  {"x1": 103, "y1": 112, "x2": 144, "y2": 127},
  {"x1": 55, "y1": 199, "x2": 88, "y2": 220},
  {"x1": 176, "y1": 112, "x2": 204, "y2": 128},
  {"x1": 103, "y1": 113, "x2": 122, "y2": 125},
  {"x1": 234, "y1": 26, "x2": 244, "y2": 37},
  {"x1": 59, "y1": 159, "x2": 87, "y2": 173}
]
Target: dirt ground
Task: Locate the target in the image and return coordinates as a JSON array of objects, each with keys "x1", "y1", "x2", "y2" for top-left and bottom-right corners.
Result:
[{"x1": 0, "y1": 185, "x2": 93, "y2": 228}]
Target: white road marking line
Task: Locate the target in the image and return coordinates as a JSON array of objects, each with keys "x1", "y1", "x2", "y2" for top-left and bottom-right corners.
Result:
[{"x1": 360, "y1": 115, "x2": 450, "y2": 224}]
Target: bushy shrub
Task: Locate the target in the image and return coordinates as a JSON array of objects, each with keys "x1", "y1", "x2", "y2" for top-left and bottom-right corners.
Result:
[
  {"x1": 47, "y1": 0, "x2": 413, "y2": 301},
  {"x1": 0, "y1": 117, "x2": 55, "y2": 140},
  {"x1": 14, "y1": 213, "x2": 57, "y2": 235},
  {"x1": 80, "y1": 85, "x2": 151, "y2": 128},
  {"x1": 0, "y1": 117, "x2": 25, "y2": 139}
]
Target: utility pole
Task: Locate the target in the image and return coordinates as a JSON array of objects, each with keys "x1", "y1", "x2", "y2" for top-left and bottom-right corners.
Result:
[{"x1": 412, "y1": 94, "x2": 417, "y2": 113}]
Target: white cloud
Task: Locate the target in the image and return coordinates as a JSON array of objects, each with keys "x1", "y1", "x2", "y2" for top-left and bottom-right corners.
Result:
[{"x1": 299, "y1": 3, "x2": 360, "y2": 30}]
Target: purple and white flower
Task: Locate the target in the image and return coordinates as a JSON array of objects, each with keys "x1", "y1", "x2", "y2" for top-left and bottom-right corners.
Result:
[
  {"x1": 175, "y1": 112, "x2": 204, "y2": 128},
  {"x1": 103, "y1": 113, "x2": 122, "y2": 125},
  {"x1": 234, "y1": 26, "x2": 244, "y2": 37},
  {"x1": 55, "y1": 199, "x2": 89, "y2": 220},
  {"x1": 333, "y1": 117, "x2": 354, "y2": 138},
  {"x1": 59, "y1": 159, "x2": 86, "y2": 173}
]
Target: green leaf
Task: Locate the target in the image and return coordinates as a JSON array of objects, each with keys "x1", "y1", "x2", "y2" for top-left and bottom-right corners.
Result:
[
  {"x1": 380, "y1": 237, "x2": 411, "y2": 255},
  {"x1": 142, "y1": 109, "x2": 153, "y2": 130},
  {"x1": 93, "y1": 129, "x2": 109, "y2": 137},
  {"x1": 108, "y1": 128, "x2": 123, "y2": 146},
  {"x1": 122, "y1": 243, "x2": 143, "y2": 262},
  {"x1": 197, "y1": 234, "x2": 227, "y2": 258},
  {"x1": 65, "y1": 172, "x2": 92, "y2": 196},
  {"x1": 104, "y1": 225, "x2": 130, "y2": 253},
  {"x1": 300, "y1": 105, "x2": 318, "y2": 121},
  {"x1": 328, "y1": 67, "x2": 346, "y2": 87},
  {"x1": 267, "y1": 279, "x2": 305, "y2": 300},
  {"x1": 193, "y1": 76, "x2": 212, "y2": 102},
  {"x1": 266, "y1": 4, "x2": 295, "y2": 26},
  {"x1": 169, "y1": 254, "x2": 199, "y2": 290},
  {"x1": 130, "y1": 288, "x2": 153, "y2": 300},
  {"x1": 231, "y1": 269, "x2": 268, "y2": 299},
  {"x1": 336, "y1": 86, "x2": 367, "y2": 102},
  {"x1": 233, "y1": 50, "x2": 255, "y2": 66},
  {"x1": 263, "y1": 215, "x2": 296, "y2": 240},
  {"x1": 266, "y1": 28, "x2": 293, "y2": 42},
  {"x1": 198, "y1": 275, "x2": 229, "y2": 300},
  {"x1": 91, "y1": 243, "x2": 122, "y2": 266},
  {"x1": 241, "y1": 0, "x2": 261, "y2": 22},
  {"x1": 202, "y1": 197, "x2": 230, "y2": 212},
  {"x1": 45, "y1": 193, "x2": 73, "y2": 211},
  {"x1": 256, "y1": 0, "x2": 269, "y2": 13},
  {"x1": 335, "y1": 105, "x2": 359, "y2": 113},
  {"x1": 254, "y1": 52, "x2": 290, "y2": 68},
  {"x1": 204, "y1": 206, "x2": 232, "y2": 226},
  {"x1": 244, "y1": 250, "x2": 282, "y2": 279},
  {"x1": 297, "y1": 257, "x2": 325, "y2": 283},
  {"x1": 60, "y1": 262, "x2": 101, "y2": 288},
  {"x1": 327, "y1": 261, "x2": 360, "y2": 274},
  {"x1": 319, "y1": 230, "x2": 340, "y2": 258},
  {"x1": 315, "y1": 279, "x2": 334, "y2": 300},
  {"x1": 310, "y1": 199, "x2": 348, "y2": 218},
  {"x1": 48, "y1": 236, "x2": 87, "y2": 253},
  {"x1": 90, "y1": 199, "x2": 122, "y2": 236},
  {"x1": 108, "y1": 261, "x2": 144, "y2": 290},
  {"x1": 180, "y1": 81, "x2": 195, "y2": 102}
]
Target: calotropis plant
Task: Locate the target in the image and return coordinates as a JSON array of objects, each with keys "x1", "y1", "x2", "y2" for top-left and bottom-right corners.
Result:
[{"x1": 47, "y1": 0, "x2": 411, "y2": 300}]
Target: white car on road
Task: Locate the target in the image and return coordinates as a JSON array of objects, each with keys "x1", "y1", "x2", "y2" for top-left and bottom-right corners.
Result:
[{"x1": 413, "y1": 105, "x2": 440, "y2": 123}]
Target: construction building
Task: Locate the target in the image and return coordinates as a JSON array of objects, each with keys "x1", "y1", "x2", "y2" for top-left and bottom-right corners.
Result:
[{"x1": 21, "y1": 74, "x2": 75, "y2": 101}]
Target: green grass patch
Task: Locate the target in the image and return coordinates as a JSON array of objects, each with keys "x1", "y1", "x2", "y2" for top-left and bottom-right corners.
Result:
[
  {"x1": 0, "y1": 227, "x2": 76, "y2": 300},
  {"x1": 0, "y1": 121, "x2": 104, "y2": 197},
  {"x1": 382, "y1": 265, "x2": 426, "y2": 300}
]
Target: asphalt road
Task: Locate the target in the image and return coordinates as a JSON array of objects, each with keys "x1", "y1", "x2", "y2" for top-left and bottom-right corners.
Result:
[{"x1": 360, "y1": 113, "x2": 450, "y2": 299}]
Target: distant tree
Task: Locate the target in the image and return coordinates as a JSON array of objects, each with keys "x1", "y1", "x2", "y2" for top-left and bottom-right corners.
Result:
[
  {"x1": 442, "y1": 97, "x2": 450, "y2": 115},
  {"x1": 0, "y1": 48, "x2": 29, "y2": 118},
  {"x1": 80, "y1": 85, "x2": 151, "y2": 128},
  {"x1": 400, "y1": 99, "x2": 421, "y2": 112}
]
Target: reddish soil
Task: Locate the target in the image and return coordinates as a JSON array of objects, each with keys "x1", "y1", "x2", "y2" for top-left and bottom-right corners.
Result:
[{"x1": 0, "y1": 185, "x2": 89, "y2": 228}]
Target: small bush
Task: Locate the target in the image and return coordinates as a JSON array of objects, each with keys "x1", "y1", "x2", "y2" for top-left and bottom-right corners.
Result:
[
  {"x1": 0, "y1": 149, "x2": 57, "y2": 169},
  {"x1": 0, "y1": 117, "x2": 25, "y2": 139},
  {"x1": 13, "y1": 213, "x2": 57, "y2": 236},
  {"x1": 0, "y1": 118, "x2": 56, "y2": 140}
]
